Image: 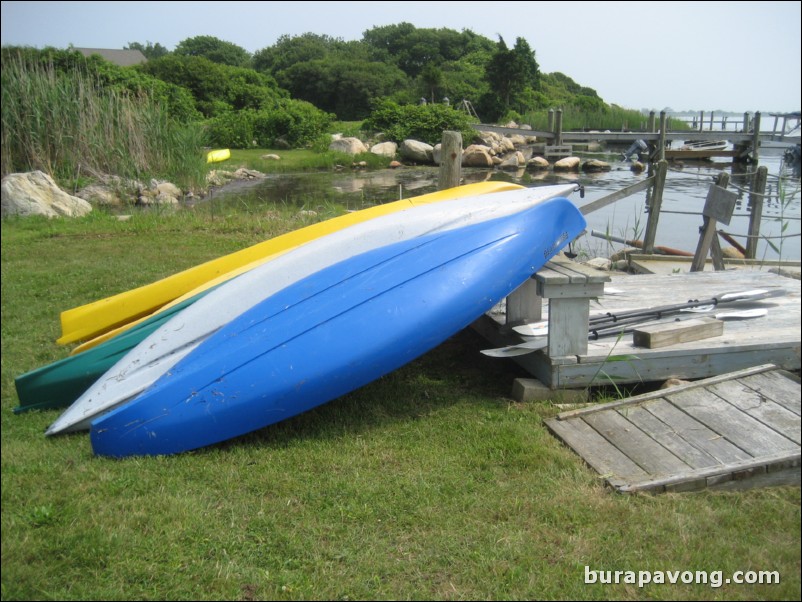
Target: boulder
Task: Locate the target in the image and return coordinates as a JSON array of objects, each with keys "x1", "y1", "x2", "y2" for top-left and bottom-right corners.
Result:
[
  {"x1": 553, "y1": 156, "x2": 581, "y2": 171},
  {"x1": 370, "y1": 141, "x2": 398, "y2": 158},
  {"x1": 1, "y1": 171, "x2": 92, "y2": 218},
  {"x1": 581, "y1": 159, "x2": 612, "y2": 173},
  {"x1": 498, "y1": 151, "x2": 526, "y2": 170},
  {"x1": 399, "y1": 139, "x2": 434, "y2": 163},
  {"x1": 526, "y1": 156, "x2": 550, "y2": 170},
  {"x1": 329, "y1": 137, "x2": 368, "y2": 155},
  {"x1": 462, "y1": 145, "x2": 493, "y2": 167},
  {"x1": 77, "y1": 183, "x2": 123, "y2": 206}
]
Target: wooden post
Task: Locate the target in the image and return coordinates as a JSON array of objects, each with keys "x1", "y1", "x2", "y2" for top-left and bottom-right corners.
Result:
[
  {"x1": 699, "y1": 111, "x2": 704, "y2": 132},
  {"x1": 642, "y1": 160, "x2": 667, "y2": 253},
  {"x1": 709, "y1": 172, "x2": 730, "y2": 270},
  {"x1": 437, "y1": 130, "x2": 462, "y2": 190},
  {"x1": 691, "y1": 176, "x2": 738, "y2": 272},
  {"x1": 658, "y1": 111, "x2": 667, "y2": 162},
  {"x1": 554, "y1": 109, "x2": 563, "y2": 146},
  {"x1": 648, "y1": 111, "x2": 656, "y2": 132},
  {"x1": 751, "y1": 111, "x2": 761, "y2": 164},
  {"x1": 745, "y1": 166, "x2": 768, "y2": 259},
  {"x1": 743, "y1": 112, "x2": 751, "y2": 133},
  {"x1": 547, "y1": 109, "x2": 554, "y2": 133}
]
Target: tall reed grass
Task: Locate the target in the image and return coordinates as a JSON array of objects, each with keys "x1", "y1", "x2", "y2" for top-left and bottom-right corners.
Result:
[{"x1": 1, "y1": 51, "x2": 207, "y2": 191}]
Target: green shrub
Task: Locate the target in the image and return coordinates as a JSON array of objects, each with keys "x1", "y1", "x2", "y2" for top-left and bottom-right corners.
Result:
[
  {"x1": 205, "y1": 100, "x2": 333, "y2": 149},
  {"x1": 363, "y1": 99, "x2": 477, "y2": 145}
]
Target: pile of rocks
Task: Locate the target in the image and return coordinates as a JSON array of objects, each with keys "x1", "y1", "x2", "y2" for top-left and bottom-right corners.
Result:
[{"x1": 329, "y1": 129, "x2": 611, "y2": 174}]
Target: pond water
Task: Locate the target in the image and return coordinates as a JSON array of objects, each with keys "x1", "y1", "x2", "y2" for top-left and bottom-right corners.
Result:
[{"x1": 206, "y1": 147, "x2": 801, "y2": 262}]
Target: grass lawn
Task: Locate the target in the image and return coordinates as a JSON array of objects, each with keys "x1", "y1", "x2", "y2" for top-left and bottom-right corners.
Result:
[{"x1": 1, "y1": 205, "x2": 799, "y2": 601}]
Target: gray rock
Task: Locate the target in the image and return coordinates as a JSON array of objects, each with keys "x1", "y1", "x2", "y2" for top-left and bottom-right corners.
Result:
[{"x1": 1, "y1": 171, "x2": 92, "y2": 218}]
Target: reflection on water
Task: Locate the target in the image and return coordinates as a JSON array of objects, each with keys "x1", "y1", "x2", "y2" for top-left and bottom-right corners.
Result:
[{"x1": 207, "y1": 148, "x2": 801, "y2": 261}]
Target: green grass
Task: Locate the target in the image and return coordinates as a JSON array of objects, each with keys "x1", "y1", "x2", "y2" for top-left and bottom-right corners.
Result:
[
  {"x1": 213, "y1": 147, "x2": 392, "y2": 175},
  {"x1": 2, "y1": 208, "x2": 800, "y2": 601}
]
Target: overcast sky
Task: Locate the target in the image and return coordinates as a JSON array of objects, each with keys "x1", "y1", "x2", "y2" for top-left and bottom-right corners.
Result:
[{"x1": 2, "y1": 0, "x2": 800, "y2": 113}]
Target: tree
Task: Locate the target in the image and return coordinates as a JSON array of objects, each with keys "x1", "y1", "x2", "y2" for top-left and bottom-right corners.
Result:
[
  {"x1": 139, "y1": 55, "x2": 284, "y2": 117},
  {"x1": 174, "y1": 35, "x2": 251, "y2": 67},
  {"x1": 277, "y1": 58, "x2": 407, "y2": 120},
  {"x1": 480, "y1": 36, "x2": 540, "y2": 119},
  {"x1": 419, "y1": 63, "x2": 443, "y2": 103},
  {"x1": 253, "y1": 33, "x2": 340, "y2": 76},
  {"x1": 125, "y1": 41, "x2": 169, "y2": 60}
]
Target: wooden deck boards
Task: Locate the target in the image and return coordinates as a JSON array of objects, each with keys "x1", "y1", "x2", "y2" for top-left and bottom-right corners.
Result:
[
  {"x1": 545, "y1": 365, "x2": 801, "y2": 492},
  {"x1": 474, "y1": 265, "x2": 801, "y2": 389}
]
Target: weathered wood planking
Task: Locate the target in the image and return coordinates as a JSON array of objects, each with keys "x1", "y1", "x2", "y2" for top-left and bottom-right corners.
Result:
[
  {"x1": 475, "y1": 266, "x2": 800, "y2": 389},
  {"x1": 545, "y1": 365, "x2": 801, "y2": 493}
]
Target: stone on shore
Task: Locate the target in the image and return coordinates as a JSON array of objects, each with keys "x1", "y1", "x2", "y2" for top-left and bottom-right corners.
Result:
[{"x1": 1, "y1": 171, "x2": 92, "y2": 218}]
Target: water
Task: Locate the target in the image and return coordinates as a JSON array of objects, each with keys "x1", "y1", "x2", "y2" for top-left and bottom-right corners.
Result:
[{"x1": 208, "y1": 148, "x2": 801, "y2": 262}]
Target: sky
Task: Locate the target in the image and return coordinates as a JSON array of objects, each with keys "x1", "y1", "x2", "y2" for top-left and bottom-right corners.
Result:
[{"x1": 2, "y1": 0, "x2": 800, "y2": 114}]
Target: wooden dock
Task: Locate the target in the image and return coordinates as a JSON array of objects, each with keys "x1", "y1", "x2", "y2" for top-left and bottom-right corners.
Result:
[
  {"x1": 545, "y1": 364, "x2": 801, "y2": 493},
  {"x1": 473, "y1": 258, "x2": 801, "y2": 389}
]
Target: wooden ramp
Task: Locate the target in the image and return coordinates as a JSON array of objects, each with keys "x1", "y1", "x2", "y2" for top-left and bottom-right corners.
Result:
[{"x1": 545, "y1": 365, "x2": 801, "y2": 493}]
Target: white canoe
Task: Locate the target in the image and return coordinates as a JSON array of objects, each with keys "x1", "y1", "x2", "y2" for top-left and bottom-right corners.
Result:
[{"x1": 46, "y1": 184, "x2": 580, "y2": 435}]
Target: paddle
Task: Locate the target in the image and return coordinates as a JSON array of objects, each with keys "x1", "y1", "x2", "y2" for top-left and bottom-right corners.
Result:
[
  {"x1": 482, "y1": 308, "x2": 768, "y2": 358},
  {"x1": 513, "y1": 288, "x2": 784, "y2": 337}
]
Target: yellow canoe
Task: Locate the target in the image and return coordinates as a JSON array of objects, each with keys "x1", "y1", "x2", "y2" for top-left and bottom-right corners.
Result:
[
  {"x1": 206, "y1": 149, "x2": 231, "y2": 163},
  {"x1": 58, "y1": 181, "x2": 523, "y2": 346}
]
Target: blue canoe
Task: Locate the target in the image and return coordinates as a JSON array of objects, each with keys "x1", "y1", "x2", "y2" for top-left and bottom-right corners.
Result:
[{"x1": 91, "y1": 196, "x2": 586, "y2": 457}]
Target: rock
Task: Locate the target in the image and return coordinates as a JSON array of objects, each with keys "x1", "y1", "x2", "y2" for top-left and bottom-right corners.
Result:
[
  {"x1": 499, "y1": 136, "x2": 515, "y2": 153},
  {"x1": 389, "y1": 160, "x2": 402, "y2": 169},
  {"x1": 630, "y1": 161, "x2": 646, "y2": 173},
  {"x1": 581, "y1": 159, "x2": 612, "y2": 173},
  {"x1": 1, "y1": 171, "x2": 92, "y2": 218},
  {"x1": 233, "y1": 168, "x2": 266, "y2": 179},
  {"x1": 138, "y1": 181, "x2": 181, "y2": 205},
  {"x1": 553, "y1": 156, "x2": 581, "y2": 171},
  {"x1": 261, "y1": 154, "x2": 281, "y2": 160},
  {"x1": 329, "y1": 137, "x2": 368, "y2": 155},
  {"x1": 399, "y1": 139, "x2": 434, "y2": 163},
  {"x1": 432, "y1": 143, "x2": 441, "y2": 165},
  {"x1": 369, "y1": 141, "x2": 397, "y2": 158},
  {"x1": 661, "y1": 378, "x2": 691, "y2": 389},
  {"x1": 526, "y1": 156, "x2": 550, "y2": 170},
  {"x1": 498, "y1": 151, "x2": 526, "y2": 170},
  {"x1": 76, "y1": 183, "x2": 123, "y2": 206},
  {"x1": 461, "y1": 144, "x2": 493, "y2": 167}
]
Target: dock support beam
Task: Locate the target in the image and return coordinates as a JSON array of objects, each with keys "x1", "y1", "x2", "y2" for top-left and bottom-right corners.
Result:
[{"x1": 437, "y1": 131, "x2": 462, "y2": 190}]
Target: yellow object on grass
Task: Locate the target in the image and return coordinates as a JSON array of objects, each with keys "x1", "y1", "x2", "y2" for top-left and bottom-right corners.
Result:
[{"x1": 206, "y1": 148, "x2": 231, "y2": 163}]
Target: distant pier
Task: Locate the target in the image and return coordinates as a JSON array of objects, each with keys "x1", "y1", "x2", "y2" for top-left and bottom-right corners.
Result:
[{"x1": 472, "y1": 110, "x2": 801, "y2": 163}]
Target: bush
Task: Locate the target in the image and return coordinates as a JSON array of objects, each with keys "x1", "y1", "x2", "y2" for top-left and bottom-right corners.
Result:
[
  {"x1": 362, "y1": 100, "x2": 476, "y2": 145},
  {"x1": 205, "y1": 100, "x2": 334, "y2": 149}
]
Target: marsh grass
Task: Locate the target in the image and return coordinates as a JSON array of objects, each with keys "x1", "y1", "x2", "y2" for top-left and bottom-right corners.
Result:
[
  {"x1": 1, "y1": 51, "x2": 207, "y2": 192},
  {"x1": 522, "y1": 106, "x2": 690, "y2": 132},
  {"x1": 1, "y1": 208, "x2": 800, "y2": 601}
]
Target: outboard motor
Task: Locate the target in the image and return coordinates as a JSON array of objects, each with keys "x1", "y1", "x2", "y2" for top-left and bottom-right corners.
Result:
[{"x1": 622, "y1": 139, "x2": 648, "y2": 162}]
